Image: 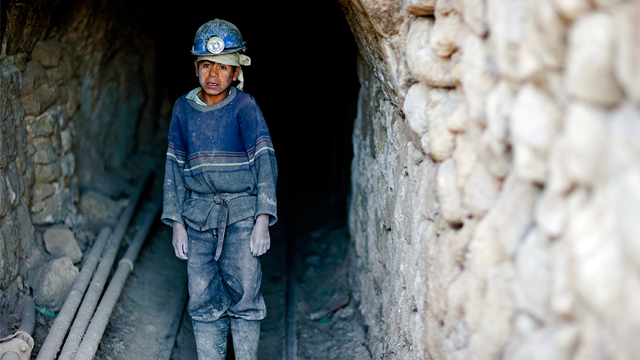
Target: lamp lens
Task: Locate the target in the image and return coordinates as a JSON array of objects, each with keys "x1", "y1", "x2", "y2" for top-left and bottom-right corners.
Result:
[{"x1": 207, "y1": 37, "x2": 225, "y2": 54}]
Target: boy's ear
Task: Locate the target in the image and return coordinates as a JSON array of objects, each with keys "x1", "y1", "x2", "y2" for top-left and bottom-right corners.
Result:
[
  {"x1": 233, "y1": 66, "x2": 241, "y2": 81},
  {"x1": 194, "y1": 60, "x2": 199, "y2": 77}
]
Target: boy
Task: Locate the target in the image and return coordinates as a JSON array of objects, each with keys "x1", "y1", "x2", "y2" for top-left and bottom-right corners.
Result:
[{"x1": 162, "y1": 19, "x2": 277, "y2": 360}]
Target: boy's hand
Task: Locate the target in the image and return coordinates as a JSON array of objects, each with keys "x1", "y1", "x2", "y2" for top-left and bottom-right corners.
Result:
[
  {"x1": 173, "y1": 221, "x2": 189, "y2": 260},
  {"x1": 250, "y1": 214, "x2": 270, "y2": 257}
]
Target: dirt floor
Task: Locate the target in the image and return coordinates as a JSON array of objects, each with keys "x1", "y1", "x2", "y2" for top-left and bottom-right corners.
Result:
[
  {"x1": 12, "y1": 178, "x2": 371, "y2": 359},
  {"x1": 94, "y1": 218, "x2": 188, "y2": 360},
  {"x1": 166, "y1": 181, "x2": 372, "y2": 360},
  {"x1": 293, "y1": 225, "x2": 371, "y2": 360},
  {"x1": 287, "y1": 184, "x2": 372, "y2": 360}
]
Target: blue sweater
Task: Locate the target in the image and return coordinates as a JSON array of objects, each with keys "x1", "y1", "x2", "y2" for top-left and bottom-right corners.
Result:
[{"x1": 162, "y1": 87, "x2": 277, "y2": 231}]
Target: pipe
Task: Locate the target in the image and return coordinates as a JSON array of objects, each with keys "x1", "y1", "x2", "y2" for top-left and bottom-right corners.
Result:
[
  {"x1": 34, "y1": 227, "x2": 112, "y2": 360},
  {"x1": 1, "y1": 352, "x2": 20, "y2": 360},
  {"x1": 74, "y1": 199, "x2": 161, "y2": 360},
  {"x1": 0, "y1": 299, "x2": 36, "y2": 360},
  {"x1": 18, "y1": 298, "x2": 35, "y2": 336},
  {"x1": 57, "y1": 174, "x2": 150, "y2": 360}
]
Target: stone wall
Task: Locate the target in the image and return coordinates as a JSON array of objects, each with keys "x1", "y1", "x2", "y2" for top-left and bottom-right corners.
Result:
[
  {"x1": 22, "y1": 39, "x2": 79, "y2": 226},
  {"x1": 0, "y1": 0, "x2": 161, "y2": 314},
  {"x1": 341, "y1": 0, "x2": 640, "y2": 359},
  {"x1": 0, "y1": 48, "x2": 37, "y2": 309}
]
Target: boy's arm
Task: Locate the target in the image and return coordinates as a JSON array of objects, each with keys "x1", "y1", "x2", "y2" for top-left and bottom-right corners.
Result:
[
  {"x1": 162, "y1": 101, "x2": 189, "y2": 260},
  {"x1": 162, "y1": 154, "x2": 187, "y2": 228},
  {"x1": 239, "y1": 98, "x2": 278, "y2": 226}
]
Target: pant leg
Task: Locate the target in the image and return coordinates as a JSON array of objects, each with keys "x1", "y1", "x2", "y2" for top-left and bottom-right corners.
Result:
[
  {"x1": 230, "y1": 318, "x2": 260, "y2": 360},
  {"x1": 192, "y1": 317, "x2": 229, "y2": 360},
  {"x1": 217, "y1": 218, "x2": 267, "y2": 321},
  {"x1": 187, "y1": 219, "x2": 266, "y2": 359},
  {"x1": 186, "y1": 227, "x2": 232, "y2": 322}
]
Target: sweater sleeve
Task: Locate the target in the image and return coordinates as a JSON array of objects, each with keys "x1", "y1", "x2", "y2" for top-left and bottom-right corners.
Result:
[
  {"x1": 162, "y1": 102, "x2": 188, "y2": 227},
  {"x1": 240, "y1": 97, "x2": 278, "y2": 226}
]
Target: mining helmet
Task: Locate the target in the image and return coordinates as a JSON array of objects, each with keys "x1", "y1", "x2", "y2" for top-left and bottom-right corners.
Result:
[{"x1": 191, "y1": 19, "x2": 247, "y2": 56}]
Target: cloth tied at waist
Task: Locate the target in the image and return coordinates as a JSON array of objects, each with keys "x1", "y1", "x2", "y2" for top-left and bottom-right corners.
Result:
[{"x1": 182, "y1": 191, "x2": 256, "y2": 261}]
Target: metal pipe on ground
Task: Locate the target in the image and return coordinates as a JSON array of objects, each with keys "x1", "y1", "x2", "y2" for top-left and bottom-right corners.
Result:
[
  {"x1": 18, "y1": 298, "x2": 36, "y2": 336},
  {"x1": 1, "y1": 351, "x2": 21, "y2": 360},
  {"x1": 57, "y1": 174, "x2": 151, "y2": 360},
  {"x1": 0, "y1": 298, "x2": 36, "y2": 360},
  {"x1": 35, "y1": 227, "x2": 112, "y2": 360},
  {"x1": 74, "y1": 199, "x2": 161, "y2": 360}
]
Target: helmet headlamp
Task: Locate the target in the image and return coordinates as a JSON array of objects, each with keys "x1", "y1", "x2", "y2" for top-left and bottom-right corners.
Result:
[
  {"x1": 192, "y1": 19, "x2": 246, "y2": 56},
  {"x1": 207, "y1": 36, "x2": 225, "y2": 54}
]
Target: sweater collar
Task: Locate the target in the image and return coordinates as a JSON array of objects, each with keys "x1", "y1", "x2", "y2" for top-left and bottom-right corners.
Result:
[{"x1": 185, "y1": 87, "x2": 237, "y2": 111}]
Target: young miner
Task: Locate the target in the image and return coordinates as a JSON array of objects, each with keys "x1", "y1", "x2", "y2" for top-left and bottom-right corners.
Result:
[{"x1": 162, "y1": 19, "x2": 277, "y2": 360}]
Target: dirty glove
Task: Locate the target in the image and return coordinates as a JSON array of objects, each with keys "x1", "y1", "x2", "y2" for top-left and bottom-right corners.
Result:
[
  {"x1": 250, "y1": 214, "x2": 270, "y2": 257},
  {"x1": 172, "y1": 221, "x2": 188, "y2": 260}
]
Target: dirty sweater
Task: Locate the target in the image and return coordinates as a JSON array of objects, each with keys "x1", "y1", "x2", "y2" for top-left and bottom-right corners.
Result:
[{"x1": 162, "y1": 87, "x2": 277, "y2": 230}]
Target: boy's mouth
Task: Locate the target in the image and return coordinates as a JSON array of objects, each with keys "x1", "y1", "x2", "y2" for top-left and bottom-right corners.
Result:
[{"x1": 206, "y1": 81, "x2": 218, "y2": 88}]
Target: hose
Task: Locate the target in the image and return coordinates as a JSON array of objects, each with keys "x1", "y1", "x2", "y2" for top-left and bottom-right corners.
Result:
[
  {"x1": 56, "y1": 174, "x2": 150, "y2": 360},
  {"x1": 18, "y1": 298, "x2": 35, "y2": 336},
  {"x1": 73, "y1": 199, "x2": 161, "y2": 360},
  {"x1": 0, "y1": 298, "x2": 36, "y2": 360},
  {"x1": 1, "y1": 351, "x2": 20, "y2": 360}
]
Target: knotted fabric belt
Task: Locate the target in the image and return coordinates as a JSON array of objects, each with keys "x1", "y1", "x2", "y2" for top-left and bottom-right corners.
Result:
[{"x1": 189, "y1": 192, "x2": 249, "y2": 261}]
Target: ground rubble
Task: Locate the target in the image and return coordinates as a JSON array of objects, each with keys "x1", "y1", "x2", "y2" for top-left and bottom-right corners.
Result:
[
  {"x1": 288, "y1": 183, "x2": 372, "y2": 360},
  {"x1": 294, "y1": 225, "x2": 372, "y2": 360},
  {"x1": 0, "y1": 166, "x2": 155, "y2": 358}
]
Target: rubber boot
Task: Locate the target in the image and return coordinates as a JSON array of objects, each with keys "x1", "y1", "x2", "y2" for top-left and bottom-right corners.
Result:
[
  {"x1": 192, "y1": 317, "x2": 229, "y2": 360},
  {"x1": 229, "y1": 318, "x2": 260, "y2": 360}
]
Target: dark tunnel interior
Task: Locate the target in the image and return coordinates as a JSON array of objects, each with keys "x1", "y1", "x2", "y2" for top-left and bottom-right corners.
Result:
[
  {"x1": 149, "y1": 3, "x2": 362, "y2": 357},
  {"x1": 5, "y1": 0, "x2": 362, "y2": 195},
  {"x1": 1, "y1": 1, "x2": 362, "y2": 356},
  {"x1": 153, "y1": 3, "x2": 363, "y2": 299},
  {"x1": 158, "y1": 2, "x2": 361, "y2": 193},
  {"x1": 153, "y1": 1, "x2": 362, "y2": 252}
]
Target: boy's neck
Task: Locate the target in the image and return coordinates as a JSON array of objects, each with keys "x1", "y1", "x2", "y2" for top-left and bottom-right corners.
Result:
[{"x1": 198, "y1": 88, "x2": 231, "y2": 106}]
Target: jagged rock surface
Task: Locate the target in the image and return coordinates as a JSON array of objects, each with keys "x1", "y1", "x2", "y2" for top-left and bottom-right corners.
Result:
[
  {"x1": 0, "y1": 0, "x2": 165, "y2": 324},
  {"x1": 340, "y1": 0, "x2": 640, "y2": 359}
]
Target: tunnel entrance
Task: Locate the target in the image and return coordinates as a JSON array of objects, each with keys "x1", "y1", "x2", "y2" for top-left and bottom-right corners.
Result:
[
  {"x1": 152, "y1": 4, "x2": 363, "y2": 359},
  {"x1": 9, "y1": 0, "x2": 638, "y2": 359},
  {"x1": 1, "y1": 0, "x2": 362, "y2": 359},
  {"x1": 157, "y1": 5, "x2": 363, "y2": 358}
]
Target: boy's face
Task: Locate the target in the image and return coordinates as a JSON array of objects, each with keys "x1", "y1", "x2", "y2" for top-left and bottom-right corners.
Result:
[{"x1": 194, "y1": 60, "x2": 241, "y2": 105}]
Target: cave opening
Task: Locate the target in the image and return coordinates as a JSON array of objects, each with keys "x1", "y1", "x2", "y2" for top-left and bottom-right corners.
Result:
[
  {"x1": 153, "y1": 4, "x2": 363, "y2": 358},
  {"x1": 1, "y1": 0, "x2": 362, "y2": 358}
]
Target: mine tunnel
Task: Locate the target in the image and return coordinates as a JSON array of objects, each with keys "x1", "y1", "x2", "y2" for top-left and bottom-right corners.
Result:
[
  {"x1": 3, "y1": 0, "x2": 640, "y2": 359},
  {"x1": 2, "y1": 0, "x2": 362, "y2": 359}
]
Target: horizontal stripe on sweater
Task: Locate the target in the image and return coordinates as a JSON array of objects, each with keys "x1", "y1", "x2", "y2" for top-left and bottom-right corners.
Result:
[{"x1": 166, "y1": 146, "x2": 274, "y2": 167}]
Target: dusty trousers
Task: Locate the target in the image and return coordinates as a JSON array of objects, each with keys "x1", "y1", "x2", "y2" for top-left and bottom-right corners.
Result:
[
  {"x1": 192, "y1": 318, "x2": 260, "y2": 360},
  {"x1": 186, "y1": 217, "x2": 266, "y2": 359}
]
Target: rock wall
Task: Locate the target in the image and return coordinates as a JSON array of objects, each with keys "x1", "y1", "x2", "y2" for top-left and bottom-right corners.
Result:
[
  {"x1": 0, "y1": 53, "x2": 37, "y2": 308},
  {"x1": 22, "y1": 39, "x2": 79, "y2": 226},
  {"x1": 342, "y1": 0, "x2": 640, "y2": 359},
  {"x1": 0, "y1": 0, "x2": 162, "y2": 314}
]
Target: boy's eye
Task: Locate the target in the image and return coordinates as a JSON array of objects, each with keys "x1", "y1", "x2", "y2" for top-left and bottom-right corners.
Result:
[{"x1": 220, "y1": 65, "x2": 226, "y2": 70}]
